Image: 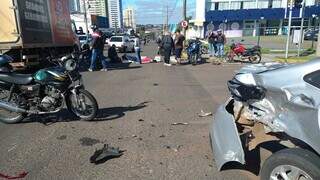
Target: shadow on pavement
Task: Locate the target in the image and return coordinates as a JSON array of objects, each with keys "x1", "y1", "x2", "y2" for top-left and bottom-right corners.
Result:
[
  {"x1": 22, "y1": 101, "x2": 150, "y2": 125},
  {"x1": 220, "y1": 140, "x2": 287, "y2": 176},
  {"x1": 78, "y1": 60, "x2": 142, "y2": 72}
]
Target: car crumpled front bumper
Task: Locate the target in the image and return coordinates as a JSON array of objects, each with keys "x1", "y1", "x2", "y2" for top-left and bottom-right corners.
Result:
[{"x1": 209, "y1": 99, "x2": 245, "y2": 170}]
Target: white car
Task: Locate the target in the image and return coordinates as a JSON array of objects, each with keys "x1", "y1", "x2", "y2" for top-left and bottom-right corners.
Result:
[{"x1": 108, "y1": 36, "x2": 134, "y2": 53}]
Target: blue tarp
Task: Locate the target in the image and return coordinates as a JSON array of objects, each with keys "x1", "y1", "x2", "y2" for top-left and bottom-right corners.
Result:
[{"x1": 206, "y1": 6, "x2": 320, "y2": 22}]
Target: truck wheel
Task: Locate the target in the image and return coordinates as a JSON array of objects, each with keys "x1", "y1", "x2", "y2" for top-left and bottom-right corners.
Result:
[{"x1": 260, "y1": 148, "x2": 320, "y2": 180}]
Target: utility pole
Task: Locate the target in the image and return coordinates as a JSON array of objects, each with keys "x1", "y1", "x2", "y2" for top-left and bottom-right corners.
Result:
[
  {"x1": 316, "y1": 19, "x2": 320, "y2": 56},
  {"x1": 285, "y1": 0, "x2": 293, "y2": 59},
  {"x1": 183, "y1": 0, "x2": 187, "y2": 36},
  {"x1": 297, "y1": 0, "x2": 306, "y2": 57},
  {"x1": 83, "y1": 0, "x2": 89, "y2": 35},
  {"x1": 166, "y1": 5, "x2": 169, "y2": 31}
]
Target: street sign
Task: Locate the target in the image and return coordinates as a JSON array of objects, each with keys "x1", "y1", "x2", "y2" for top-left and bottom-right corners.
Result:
[{"x1": 181, "y1": 21, "x2": 188, "y2": 28}]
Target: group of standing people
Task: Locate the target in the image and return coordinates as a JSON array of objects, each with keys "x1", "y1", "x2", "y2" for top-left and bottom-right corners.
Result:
[
  {"x1": 207, "y1": 29, "x2": 226, "y2": 58},
  {"x1": 157, "y1": 30, "x2": 185, "y2": 67}
]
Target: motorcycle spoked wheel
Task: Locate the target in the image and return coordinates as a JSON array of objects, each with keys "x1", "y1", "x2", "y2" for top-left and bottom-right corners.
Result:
[
  {"x1": 0, "y1": 89, "x2": 25, "y2": 124},
  {"x1": 249, "y1": 54, "x2": 262, "y2": 64},
  {"x1": 66, "y1": 89, "x2": 98, "y2": 121}
]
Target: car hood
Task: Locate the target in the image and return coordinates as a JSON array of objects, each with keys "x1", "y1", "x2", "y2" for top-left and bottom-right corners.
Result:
[{"x1": 237, "y1": 62, "x2": 290, "y2": 75}]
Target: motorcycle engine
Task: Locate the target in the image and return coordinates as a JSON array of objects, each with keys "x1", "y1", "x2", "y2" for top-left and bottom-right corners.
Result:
[{"x1": 40, "y1": 86, "x2": 63, "y2": 111}]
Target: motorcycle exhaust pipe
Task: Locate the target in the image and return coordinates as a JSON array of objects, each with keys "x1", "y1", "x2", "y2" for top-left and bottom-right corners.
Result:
[{"x1": 0, "y1": 100, "x2": 27, "y2": 113}]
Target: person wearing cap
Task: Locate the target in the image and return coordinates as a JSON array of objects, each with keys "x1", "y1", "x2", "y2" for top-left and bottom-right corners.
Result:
[
  {"x1": 89, "y1": 25, "x2": 108, "y2": 72},
  {"x1": 216, "y1": 29, "x2": 226, "y2": 58},
  {"x1": 161, "y1": 31, "x2": 174, "y2": 66},
  {"x1": 174, "y1": 29, "x2": 185, "y2": 63}
]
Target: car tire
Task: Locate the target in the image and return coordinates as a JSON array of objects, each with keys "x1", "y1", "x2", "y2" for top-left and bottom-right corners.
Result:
[{"x1": 260, "y1": 148, "x2": 320, "y2": 180}]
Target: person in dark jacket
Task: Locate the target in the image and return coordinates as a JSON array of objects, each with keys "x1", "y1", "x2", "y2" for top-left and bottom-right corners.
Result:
[
  {"x1": 108, "y1": 44, "x2": 122, "y2": 63},
  {"x1": 174, "y1": 29, "x2": 185, "y2": 63},
  {"x1": 89, "y1": 25, "x2": 108, "y2": 71},
  {"x1": 161, "y1": 31, "x2": 174, "y2": 66}
]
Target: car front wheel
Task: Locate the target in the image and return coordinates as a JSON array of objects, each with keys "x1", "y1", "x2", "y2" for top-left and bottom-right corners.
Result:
[{"x1": 260, "y1": 148, "x2": 320, "y2": 180}]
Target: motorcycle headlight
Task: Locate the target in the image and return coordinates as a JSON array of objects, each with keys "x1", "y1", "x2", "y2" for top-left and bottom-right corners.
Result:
[
  {"x1": 65, "y1": 59, "x2": 77, "y2": 71},
  {"x1": 235, "y1": 73, "x2": 256, "y2": 86}
]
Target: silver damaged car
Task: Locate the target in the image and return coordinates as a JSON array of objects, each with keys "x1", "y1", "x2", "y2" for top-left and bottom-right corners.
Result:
[{"x1": 210, "y1": 61, "x2": 320, "y2": 180}]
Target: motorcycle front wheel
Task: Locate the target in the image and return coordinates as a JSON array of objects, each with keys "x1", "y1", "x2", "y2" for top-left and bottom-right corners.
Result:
[
  {"x1": 0, "y1": 89, "x2": 25, "y2": 124},
  {"x1": 66, "y1": 89, "x2": 98, "y2": 121}
]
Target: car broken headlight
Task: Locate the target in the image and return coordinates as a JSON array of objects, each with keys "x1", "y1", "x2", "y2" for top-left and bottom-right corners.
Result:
[
  {"x1": 235, "y1": 73, "x2": 256, "y2": 86},
  {"x1": 228, "y1": 74, "x2": 265, "y2": 102}
]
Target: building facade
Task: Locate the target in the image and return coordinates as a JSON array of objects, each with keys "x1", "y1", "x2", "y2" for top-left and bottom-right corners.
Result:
[
  {"x1": 108, "y1": 0, "x2": 123, "y2": 28},
  {"x1": 192, "y1": 0, "x2": 320, "y2": 37},
  {"x1": 69, "y1": 0, "x2": 109, "y2": 33},
  {"x1": 87, "y1": 0, "x2": 108, "y2": 17},
  {"x1": 123, "y1": 7, "x2": 136, "y2": 29}
]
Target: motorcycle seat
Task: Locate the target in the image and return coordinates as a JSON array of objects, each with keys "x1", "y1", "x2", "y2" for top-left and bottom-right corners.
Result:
[{"x1": 0, "y1": 73, "x2": 33, "y2": 85}]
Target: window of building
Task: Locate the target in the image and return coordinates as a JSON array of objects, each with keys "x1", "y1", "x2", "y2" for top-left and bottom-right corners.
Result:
[
  {"x1": 206, "y1": 2, "x2": 215, "y2": 11},
  {"x1": 258, "y1": 0, "x2": 269, "y2": 8},
  {"x1": 230, "y1": 2, "x2": 241, "y2": 10},
  {"x1": 306, "y1": 0, "x2": 315, "y2": 6},
  {"x1": 218, "y1": 2, "x2": 229, "y2": 10},
  {"x1": 272, "y1": 0, "x2": 282, "y2": 8},
  {"x1": 243, "y1": 1, "x2": 256, "y2": 9}
]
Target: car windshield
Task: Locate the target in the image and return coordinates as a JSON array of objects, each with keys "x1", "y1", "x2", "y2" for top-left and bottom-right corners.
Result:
[{"x1": 110, "y1": 37, "x2": 123, "y2": 42}]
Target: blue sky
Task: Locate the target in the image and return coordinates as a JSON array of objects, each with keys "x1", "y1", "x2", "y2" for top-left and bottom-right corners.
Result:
[{"x1": 122, "y1": 0, "x2": 196, "y2": 24}]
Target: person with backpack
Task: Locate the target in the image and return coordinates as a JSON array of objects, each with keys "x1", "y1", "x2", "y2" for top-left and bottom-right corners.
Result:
[
  {"x1": 89, "y1": 25, "x2": 108, "y2": 72},
  {"x1": 216, "y1": 29, "x2": 226, "y2": 58},
  {"x1": 161, "y1": 31, "x2": 174, "y2": 66},
  {"x1": 207, "y1": 30, "x2": 217, "y2": 57}
]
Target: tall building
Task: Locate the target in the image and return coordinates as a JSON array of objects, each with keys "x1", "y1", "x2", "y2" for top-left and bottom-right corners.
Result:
[
  {"x1": 108, "y1": 0, "x2": 123, "y2": 28},
  {"x1": 87, "y1": 0, "x2": 108, "y2": 17},
  {"x1": 123, "y1": 7, "x2": 136, "y2": 28}
]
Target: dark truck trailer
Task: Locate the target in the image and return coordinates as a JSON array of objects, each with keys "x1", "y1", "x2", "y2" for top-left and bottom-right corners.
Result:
[{"x1": 0, "y1": 0, "x2": 79, "y2": 67}]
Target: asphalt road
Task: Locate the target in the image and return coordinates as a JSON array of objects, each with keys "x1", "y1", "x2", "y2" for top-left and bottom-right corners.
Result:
[{"x1": 0, "y1": 43, "x2": 258, "y2": 180}]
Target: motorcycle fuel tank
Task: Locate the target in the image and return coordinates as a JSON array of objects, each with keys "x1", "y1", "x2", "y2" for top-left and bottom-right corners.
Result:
[{"x1": 34, "y1": 67, "x2": 68, "y2": 83}]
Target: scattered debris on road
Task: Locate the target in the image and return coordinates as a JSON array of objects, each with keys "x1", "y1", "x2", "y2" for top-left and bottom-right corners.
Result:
[
  {"x1": 171, "y1": 122, "x2": 189, "y2": 126},
  {"x1": 211, "y1": 60, "x2": 222, "y2": 65},
  {"x1": 198, "y1": 110, "x2": 213, "y2": 117},
  {"x1": 79, "y1": 137, "x2": 101, "y2": 146},
  {"x1": 163, "y1": 145, "x2": 182, "y2": 152},
  {"x1": 159, "y1": 134, "x2": 166, "y2": 138},
  {"x1": 57, "y1": 135, "x2": 67, "y2": 140},
  {"x1": 151, "y1": 124, "x2": 156, "y2": 127},
  {"x1": 132, "y1": 135, "x2": 137, "y2": 138},
  {"x1": 90, "y1": 144, "x2": 124, "y2": 164},
  {"x1": 153, "y1": 83, "x2": 159, "y2": 86},
  {"x1": 138, "y1": 119, "x2": 144, "y2": 122},
  {"x1": 0, "y1": 171, "x2": 28, "y2": 179}
]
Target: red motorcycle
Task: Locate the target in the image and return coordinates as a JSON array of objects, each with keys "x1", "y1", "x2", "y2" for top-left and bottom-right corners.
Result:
[{"x1": 226, "y1": 40, "x2": 261, "y2": 63}]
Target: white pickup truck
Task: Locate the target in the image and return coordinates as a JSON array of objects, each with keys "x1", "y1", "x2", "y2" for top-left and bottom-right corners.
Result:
[{"x1": 108, "y1": 36, "x2": 135, "y2": 53}]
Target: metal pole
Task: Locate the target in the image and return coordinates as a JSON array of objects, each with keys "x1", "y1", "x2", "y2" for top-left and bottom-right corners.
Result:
[
  {"x1": 183, "y1": 0, "x2": 187, "y2": 36},
  {"x1": 298, "y1": 0, "x2": 306, "y2": 57},
  {"x1": 312, "y1": 18, "x2": 315, "y2": 49},
  {"x1": 257, "y1": 21, "x2": 261, "y2": 46},
  {"x1": 316, "y1": 18, "x2": 320, "y2": 56},
  {"x1": 83, "y1": 0, "x2": 89, "y2": 35},
  {"x1": 166, "y1": 6, "x2": 169, "y2": 31},
  {"x1": 285, "y1": 0, "x2": 293, "y2": 59}
]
